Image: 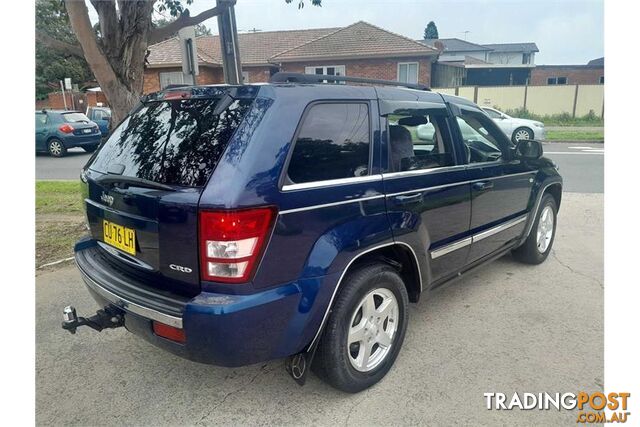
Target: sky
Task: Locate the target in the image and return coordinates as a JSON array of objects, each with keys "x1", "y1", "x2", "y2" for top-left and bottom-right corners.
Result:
[{"x1": 89, "y1": 0, "x2": 604, "y2": 65}]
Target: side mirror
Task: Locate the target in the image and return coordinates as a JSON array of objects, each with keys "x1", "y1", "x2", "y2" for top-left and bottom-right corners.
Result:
[{"x1": 515, "y1": 139, "x2": 543, "y2": 160}]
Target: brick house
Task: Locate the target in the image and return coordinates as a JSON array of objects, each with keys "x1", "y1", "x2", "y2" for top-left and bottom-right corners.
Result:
[
  {"x1": 144, "y1": 21, "x2": 438, "y2": 93},
  {"x1": 529, "y1": 58, "x2": 605, "y2": 85}
]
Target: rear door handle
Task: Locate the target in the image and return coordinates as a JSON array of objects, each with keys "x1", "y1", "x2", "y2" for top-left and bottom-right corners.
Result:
[
  {"x1": 393, "y1": 193, "x2": 423, "y2": 205},
  {"x1": 472, "y1": 181, "x2": 494, "y2": 192}
]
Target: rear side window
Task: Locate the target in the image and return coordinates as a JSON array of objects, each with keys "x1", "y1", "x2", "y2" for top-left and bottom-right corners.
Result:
[
  {"x1": 62, "y1": 112, "x2": 91, "y2": 123},
  {"x1": 287, "y1": 103, "x2": 370, "y2": 184},
  {"x1": 88, "y1": 97, "x2": 254, "y2": 187}
]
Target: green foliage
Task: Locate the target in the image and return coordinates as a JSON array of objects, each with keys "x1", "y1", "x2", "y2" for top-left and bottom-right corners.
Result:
[
  {"x1": 424, "y1": 21, "x2": 439, "y2": 39},
  {"x1": 503, "y1": 108, "x2": 604, "y2": 127},
  {"x1": 156, "y1": 0, "x2": 194, "y2": 17},
  {"x1": 36, "y1": 0, "x2": 93, "y2": 99}
]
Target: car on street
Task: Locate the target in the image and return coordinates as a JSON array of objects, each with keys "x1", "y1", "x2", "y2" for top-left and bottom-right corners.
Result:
[
  {"x1": 481, "y1": 106, "x2": 546, "y2": 143},
  {"x1": 63, "y1": 73, "x2": 562, "y2": 393},
  {"x1": 85, "y1": 106, "x2": 111, "y2": 139},
  {"x1": 36, "y1": 110, "x2": 102, "y2": 157}
]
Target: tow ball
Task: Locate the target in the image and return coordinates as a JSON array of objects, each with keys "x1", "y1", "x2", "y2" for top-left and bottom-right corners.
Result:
[{"x1": 62, "y1": 305, "x2": 125, "y2": 334}]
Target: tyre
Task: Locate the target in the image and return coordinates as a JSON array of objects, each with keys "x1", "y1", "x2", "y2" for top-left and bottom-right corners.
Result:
[
  {"x1": 513, "y1": 193, "x2": 557, "y2": 264},
  {"x1": 47, "y1": 138, "x2": 67, "y2": 157},
  {"x1": 312, "y1": 262, "x2": 409, "y2": 393},
  {"x1": 512, "y1": 127, "x2": 534, "y2": 143},
  {"x1": 82, "y1": 144, "x2": 99, "y2": 153}
]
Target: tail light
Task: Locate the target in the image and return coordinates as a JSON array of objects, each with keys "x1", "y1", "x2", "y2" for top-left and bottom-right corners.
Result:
[
  {"x1": 199, "y1": 207, "x2": 277, "y2": 283},
  {"x1": 59, "y1": 124, "x2": 74, "y2": 134}
]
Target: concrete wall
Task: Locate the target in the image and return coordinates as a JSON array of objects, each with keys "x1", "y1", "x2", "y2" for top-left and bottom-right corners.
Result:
[
  {"x1": 476, "y1": 86, "x2": 527, "y2": 110},
  {"x1": 574, "y1": 85, "x2": 605, "y2": 117},
  {"x1": 434, "y1": 84, "x2": 604, "y2": 118}
]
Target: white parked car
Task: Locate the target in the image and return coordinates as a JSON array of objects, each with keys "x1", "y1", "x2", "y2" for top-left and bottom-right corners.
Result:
[{"x1": 481, "y1": 107, "x2": 546, "y2": 142}]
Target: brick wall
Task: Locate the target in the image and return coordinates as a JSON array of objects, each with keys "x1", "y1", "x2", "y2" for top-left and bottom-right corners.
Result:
[
  {"x1": 530, "y1": 66, "x2": 604, "y2": 85},
  {"x1": 143, "y1": 66, "x2": 273, "y2": 92},
  {"x1": 280, "y1": 56, "x2": 434, "y2": 86}
]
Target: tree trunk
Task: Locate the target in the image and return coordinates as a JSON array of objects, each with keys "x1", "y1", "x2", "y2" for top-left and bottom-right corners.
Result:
[{"x1": 65, "y1": 0, "x2": 152, "y2": 126}]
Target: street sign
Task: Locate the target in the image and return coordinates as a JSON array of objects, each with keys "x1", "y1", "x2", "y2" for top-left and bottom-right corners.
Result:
[
  {"x1": 64, "y1": 78, "x2": 72, "y2": 90},
  {"x1": 178, "y1": 26, "x2": 199, "y2": 85}
]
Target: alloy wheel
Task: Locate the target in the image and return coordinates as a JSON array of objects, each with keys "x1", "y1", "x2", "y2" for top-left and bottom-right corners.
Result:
[
  {"x1": 536, "y1": 205, "x2": 554, "y2": 253},
  {"x1": 347, "y1": 288, "x2": 399, "y2": 372},
  {"x1": 514, "y1": 129, "x2": 532, "y2": 142},
  {"x1": 49, "y1": 140, "x2": 63, "y2": 156}
]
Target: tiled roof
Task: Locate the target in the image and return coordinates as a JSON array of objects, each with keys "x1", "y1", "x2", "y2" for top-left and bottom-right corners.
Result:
[
  {"x1": 483, "y1": 42, "x2": 539, "y2": 53},
  {"x1": 587, "y1": 57, "x2": 604, "y2": 66},
  {"x1": 147, "y1": 27, "x2": 339, "y2": 67},
  {"x1": 271, "y1": 21, "x2": 437, "y2": 62},
  {"x1": 419, "y1": 38, "x2": 492, "y2": 52}
]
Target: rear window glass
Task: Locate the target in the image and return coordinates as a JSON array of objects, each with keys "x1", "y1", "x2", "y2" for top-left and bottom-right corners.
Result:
[
  {"x1": 62, "y1": 112, "x2": 91, "y2": 123},
  {"x1": 287, "y1": 103, "x2": 370, "y2": 184},
  {"x1": 88, "y1": 97, "x2": 253, "y2": 187}
]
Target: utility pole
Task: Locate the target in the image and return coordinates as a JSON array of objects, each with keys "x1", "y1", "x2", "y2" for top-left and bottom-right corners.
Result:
[
  {"x1": 461, "y1": 30, "x2": 471, "y2": 40},
  {"x1": 217, "y1": 0, "x2": 242, "y2": 85}
]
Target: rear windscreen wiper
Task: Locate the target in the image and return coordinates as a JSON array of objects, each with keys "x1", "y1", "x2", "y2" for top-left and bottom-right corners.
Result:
[{"x1": 95, "y1": 174, "x2": 176, "y2": 192}]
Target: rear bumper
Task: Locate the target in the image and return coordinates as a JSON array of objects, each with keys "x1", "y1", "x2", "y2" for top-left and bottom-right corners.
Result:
[
  {"x1": 74, "y1": 240, "x2": 337, "y2": 367},
  {"x1": 62, "y1": 133, "x2": 102, "y2": 148}
]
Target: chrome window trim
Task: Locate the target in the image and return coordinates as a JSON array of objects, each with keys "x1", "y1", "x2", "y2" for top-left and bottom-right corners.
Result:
[
  {"x1": 307, "y1": 241, "x2": 422, "y2": 350},
  {"x1": 381, "y1": 164, "x2": 467, "y2": 180},
  {"x1": 385, "y1": 170, "x2": 538, "y2": 198},
  {"x1": 279, "y1": 193, "x2": 386, "y2": 215},
  {"x1": 280, "y1": 170, "x2": 538, "y2": 214},
  {"x1": 429, "y1": 214, "x2": 528, "y2": 259},
  {"x1": 281, "y1": 174, "x2": 382, "y2": 192},
  {"x1": 76, "y1": 260, "x2": 183, "y2": 329}
]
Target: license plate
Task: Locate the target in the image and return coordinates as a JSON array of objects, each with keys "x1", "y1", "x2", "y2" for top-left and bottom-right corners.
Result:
[
  {"x1": 103, "y1": 220, "x2": 136, "y2": 255},
  {"x1": 83, "y1": 128, "x2": 92, "y2": 134}
]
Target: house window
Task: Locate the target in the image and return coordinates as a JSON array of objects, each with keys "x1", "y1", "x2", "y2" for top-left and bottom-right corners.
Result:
[
  {"x1": 599, "y1": 76, "x2": 604, "y2": 84},
  {"x1": 398, "y1": 62, "x2": 419, "y2": 84},
  {"x1": 159, "y1": 71, "x2": 184, "y2": 89},
  {"x1": 547, "y1": 76, "x2": 568, "y2": 85},
  {"x1": 522, "y1": 53, "x2": 531, "y2": 64},
  {"x1": 305, "y1": 66, "x2": 345, "y2": 78}
]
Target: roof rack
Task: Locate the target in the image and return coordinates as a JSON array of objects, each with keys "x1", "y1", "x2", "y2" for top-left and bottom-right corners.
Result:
[{"x1": 270, "y1": 72, "x2": 431, "y2": 91}]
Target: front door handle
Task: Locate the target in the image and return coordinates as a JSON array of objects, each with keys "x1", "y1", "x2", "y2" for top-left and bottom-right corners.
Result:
[
  {"x1": 472, "y1": 181, "x2": 494, "y2": 192},
  {"x1": 394, "y1": 193, "x2": 423, "y2": 205}
]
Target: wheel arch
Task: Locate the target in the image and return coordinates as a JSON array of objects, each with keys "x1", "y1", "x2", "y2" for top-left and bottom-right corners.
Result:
[
  {"x1": 306, "y1": 241, "x2": 422, "y2": 350},
  {"x1": 544, "y1": 182, "x2": 562, "y2": 209}
]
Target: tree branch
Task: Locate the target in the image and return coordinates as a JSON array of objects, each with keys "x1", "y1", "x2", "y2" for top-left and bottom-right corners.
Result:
[
  {"x1": 147, "y1": 0, "x2": 236, "y2": 45},
  {"x1": 36, "y1": 30, "x2": 84, "y2": 58}
]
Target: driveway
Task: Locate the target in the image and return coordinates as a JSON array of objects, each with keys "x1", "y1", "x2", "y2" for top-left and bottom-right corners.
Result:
[{"x1": 36, "y1": 193, "x2": 603, "y2": 425}]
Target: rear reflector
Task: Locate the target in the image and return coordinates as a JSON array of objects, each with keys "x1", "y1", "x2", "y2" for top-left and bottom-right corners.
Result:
[
  {"x1": 199, "y1": 207, "x2": 277, "y2": 283},
  {"x1": 152, "y1": 321, "x2": 186, "y2": 343}
]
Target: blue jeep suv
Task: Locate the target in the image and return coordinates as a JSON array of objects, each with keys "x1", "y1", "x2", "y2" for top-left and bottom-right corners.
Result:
[{"x1": 65, "y1": 73, "x2": 562, "y2": 392}]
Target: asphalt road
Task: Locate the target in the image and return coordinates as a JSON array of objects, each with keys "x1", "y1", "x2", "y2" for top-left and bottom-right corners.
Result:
[
  {"x1": 35, "y1": 143, "x2": 605, "y2": 193},
  {"x1": 542, "y1": 142, "x2": 604, "y2": 193},
  {"x1": 36, "y1": 193, "x2": 603, "y2": 425}
]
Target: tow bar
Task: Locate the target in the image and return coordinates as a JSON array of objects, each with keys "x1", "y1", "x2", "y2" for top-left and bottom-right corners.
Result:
[{"x1": 61, "y1": 305, "x2": 125, "y2": 334}]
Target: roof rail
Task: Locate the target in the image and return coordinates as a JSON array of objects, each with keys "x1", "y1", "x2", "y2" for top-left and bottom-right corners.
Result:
[{"x1": 270, "y1": 72, "x2": 431, "y2": 91}]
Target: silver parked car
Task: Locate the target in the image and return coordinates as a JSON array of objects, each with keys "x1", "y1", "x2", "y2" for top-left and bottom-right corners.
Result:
[{"x1": 481, "y1": 107, "x2": 546, "y2": 142}]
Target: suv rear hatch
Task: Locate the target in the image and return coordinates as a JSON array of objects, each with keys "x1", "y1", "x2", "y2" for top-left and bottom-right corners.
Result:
[{"x1": 82, "y1": 86, "x2": 258, "y2": 296}]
